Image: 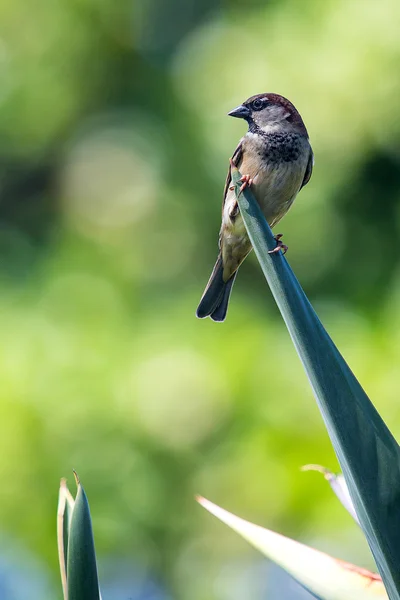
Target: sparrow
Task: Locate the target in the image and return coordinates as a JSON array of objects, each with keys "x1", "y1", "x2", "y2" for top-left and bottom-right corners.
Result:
[{"x1": 196, "y1": 93, "x2": 313, "y2": 322}]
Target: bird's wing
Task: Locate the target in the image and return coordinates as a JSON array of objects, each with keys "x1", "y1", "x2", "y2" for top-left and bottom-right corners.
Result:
[
  {"x1": 300, "y1": 147, "x2": 314, "y2": 190},
  {"x1": 222, "y1": 140, "x2": 243, "y2": 211}
]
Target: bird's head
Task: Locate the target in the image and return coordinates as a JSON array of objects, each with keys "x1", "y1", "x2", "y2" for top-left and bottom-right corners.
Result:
[{"x1": 228, "y1": 93, "x2": 307, "y2": 135}]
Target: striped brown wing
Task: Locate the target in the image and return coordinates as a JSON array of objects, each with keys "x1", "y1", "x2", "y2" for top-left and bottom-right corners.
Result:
[{"x1": 222, "y1": 141, "x2": 243, "y2": 211}]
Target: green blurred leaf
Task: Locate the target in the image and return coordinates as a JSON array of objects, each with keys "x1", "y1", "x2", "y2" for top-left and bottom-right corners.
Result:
[
  {"x1": 67, "y1": 472, "x2": 100, "y2": 600},
  {"x1": 197, "y1": 496, "x2": 387, "y2": 600},
  {"x1": 231, "y1": 166, "x2": 400, "y2": 599},
  {"x1": 57, "y1": 478, "x2": 75, "y2": 600},
  {"x1": 302, "y1": 464, "x2": 359, "y2": 525}
]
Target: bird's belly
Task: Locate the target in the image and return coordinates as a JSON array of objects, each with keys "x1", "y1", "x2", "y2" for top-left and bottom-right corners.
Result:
[
  {"x1": 223, "y1": 158, "x2": 305, "y2": 231},
  {"x1": 252, "y1": 159, "x2": 305, "y2": 226},
  {"x1": 221, "y1": 154, "x2": 308, "y2": 279}
]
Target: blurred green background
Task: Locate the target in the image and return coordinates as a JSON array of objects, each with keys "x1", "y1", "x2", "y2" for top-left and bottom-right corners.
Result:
[{"x1": 0, "y1": 0, "x2": 400, "y2": 597}]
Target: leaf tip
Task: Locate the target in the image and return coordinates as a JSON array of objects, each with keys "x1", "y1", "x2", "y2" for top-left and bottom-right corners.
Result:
[
  {"x1": 195, "y1": 495, "x2": 216, "y2": 513},
  {"x1": 195, "y1": 496, "x2": 224, "y2": 520},
  {"x1": 301, "y1": 464, "x2": 334, "y2": 481},
  {"x1": 72, "y1": 470, "x2": 80, "y2": 487}
]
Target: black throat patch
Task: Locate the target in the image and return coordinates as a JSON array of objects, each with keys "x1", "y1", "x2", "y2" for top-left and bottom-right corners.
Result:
[{"x1": 248, "y1": 122, "x2": 303, "y2": 164}]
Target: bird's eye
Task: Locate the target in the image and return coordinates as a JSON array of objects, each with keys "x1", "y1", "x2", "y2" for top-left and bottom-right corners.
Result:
[{"x1": 251, "y1": 98, "x2": 264, "y2": 111}]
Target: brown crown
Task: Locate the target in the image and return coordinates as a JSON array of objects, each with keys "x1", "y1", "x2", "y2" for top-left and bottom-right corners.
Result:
[{"x1": 244, "y1": 93, "x2": 307, "y2": 135}]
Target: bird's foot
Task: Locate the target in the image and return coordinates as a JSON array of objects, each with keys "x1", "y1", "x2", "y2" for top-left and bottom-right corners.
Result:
[
  {"x1": 268, "y1": 233, "x2": 288, "y2": 255},
  {"x1": 238, "y1": 174, "x2": 253, "y2": 195}
]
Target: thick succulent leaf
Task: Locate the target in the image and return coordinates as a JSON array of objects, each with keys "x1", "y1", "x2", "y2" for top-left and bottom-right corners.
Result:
[
  {"x1": 231, "y1": 166, "x2": 400, "y2": 599},
  {"x1": 57, "y1": 478, "x2": 76, "y2": 600},
  {"x1": 197, "y1": 496, "x2": 387, "y2": 600},
  {"x1": 302, "y1": 464, "x2": 359, "y2": 525},
  {"x1": 67, "y1": 472, "x2": 100, "y2": 600}
]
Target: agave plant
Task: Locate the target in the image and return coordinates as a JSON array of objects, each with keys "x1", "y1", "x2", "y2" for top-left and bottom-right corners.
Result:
[
  {"x1": 196, "y1": 166, "x2": 400, "y2": 600},
  {"x1": 58, "y1": 471, "x2": 382, "y2": 599},
  {"x1": 57, "y1": 473, "x2": 101, "y2": 600},
  {"x1": 197, "y1": 468, "x2": 386, "y2": 600}
]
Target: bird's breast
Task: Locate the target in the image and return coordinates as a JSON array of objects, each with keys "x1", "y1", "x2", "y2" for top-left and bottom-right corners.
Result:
[{"x1": 241, "y1": 132, "x2": 310, "y2": 226}]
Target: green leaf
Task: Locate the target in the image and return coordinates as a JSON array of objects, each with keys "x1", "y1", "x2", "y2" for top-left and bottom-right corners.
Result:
[
  {"x1": 231, "y1": 166, "x2": 400, "y2": 599},
  {"x1": 57, "y1": 478, "x2": 75, "y2": 600},
  {"x1": 67, "y1": 472, "x2": 100, "y2": 600},
  {"x1": 197, "y1": 496, "x2": 387, "y2": 600},
  {"x1": 302, "y1": 464, "x2": 359, "y2": 525}
]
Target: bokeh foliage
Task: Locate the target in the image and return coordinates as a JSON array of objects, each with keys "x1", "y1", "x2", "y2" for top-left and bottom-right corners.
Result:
[{"x1": 1, "y1": 0, "x2": 400, "y2": 598}]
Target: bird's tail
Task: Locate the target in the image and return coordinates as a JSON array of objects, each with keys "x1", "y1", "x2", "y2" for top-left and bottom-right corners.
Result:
[{"x1": 196, "y1": 255, "x2": 237, "y2": 322}]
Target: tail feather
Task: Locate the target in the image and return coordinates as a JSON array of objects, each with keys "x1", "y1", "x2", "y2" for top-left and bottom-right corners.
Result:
[
  {"x1": 196, "y1": 255, "x2": 236, "y2": 322},
  {"x1": 209, "y1": 275, "x2": 236, "y2": 322}
]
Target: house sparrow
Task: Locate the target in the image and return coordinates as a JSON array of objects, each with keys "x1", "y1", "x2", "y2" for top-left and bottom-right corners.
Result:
[{"x1": 196, "y1": 93, "x2": 313, "y2": 322}]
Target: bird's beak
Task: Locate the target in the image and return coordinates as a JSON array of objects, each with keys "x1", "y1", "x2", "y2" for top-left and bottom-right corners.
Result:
[{"x1": 228, "y1": 104, "x2": 250, "y2": 119}]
